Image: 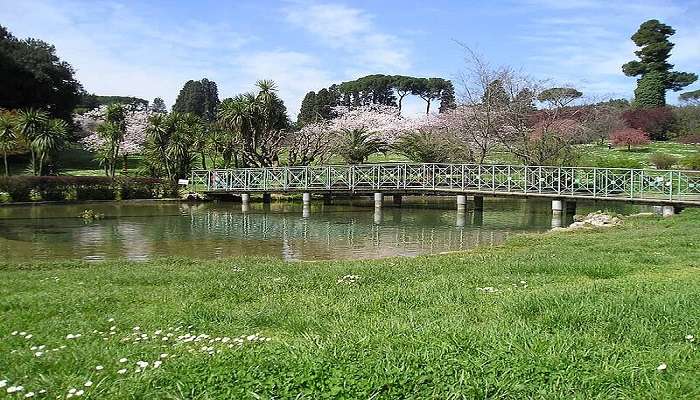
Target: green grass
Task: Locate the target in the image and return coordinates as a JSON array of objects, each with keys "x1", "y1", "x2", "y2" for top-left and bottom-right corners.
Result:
[
  {"x1": 578, "y1": 142, "x2": 699, "y2": 169},
  {"x1": 1, "y1": 210, "x2": 699, "y2": 398}
]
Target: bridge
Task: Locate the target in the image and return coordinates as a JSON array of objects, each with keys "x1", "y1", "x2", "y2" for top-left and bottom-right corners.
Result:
[{"x1": 190, "y1": 163, "x2": 700, "y2": 215}]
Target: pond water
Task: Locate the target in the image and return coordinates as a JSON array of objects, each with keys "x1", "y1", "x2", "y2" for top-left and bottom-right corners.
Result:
[{"x1": 0, "y1": 198, "x2": 648, "y2": 262}]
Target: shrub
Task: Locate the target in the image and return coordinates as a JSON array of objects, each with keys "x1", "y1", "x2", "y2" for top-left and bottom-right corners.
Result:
[
  {"x1": 610, "y1": 128, "x2": 651, "y2": 150},
  {"x1": 681, "y1": 152, "x2": 700, "y2": 170},
  {"x1": 678, "y1": 133, "x2": 700, "y2": 144},
  {"x1": 648, "y1": 153, "x2": 678, "y2": 170},
  {"x1": 588, "y1": 157, "x2": 644, "y2": 169},
  {"x1": 0, "y1": 176, "x2": 166, "y2": 202}
]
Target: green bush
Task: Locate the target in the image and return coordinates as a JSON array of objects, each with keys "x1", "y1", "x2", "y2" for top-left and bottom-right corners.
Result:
[
  {"x1": 587, "y1": 157, "x2": 644, "y2": 169},
  {"x1": 648, "y1": 153, "x2": 679, "y2": 170},
  {"x1": 681, "y1": 152, "x2": 700, "y2": 170},
  {"x1": 0, "y1": 176, "x2": 167, "y2": 202}
]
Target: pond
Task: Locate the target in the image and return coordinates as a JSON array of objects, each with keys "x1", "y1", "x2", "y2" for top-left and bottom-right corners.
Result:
[{"x1": 0, "y1": 198, "x2": 648, "y2": 262}]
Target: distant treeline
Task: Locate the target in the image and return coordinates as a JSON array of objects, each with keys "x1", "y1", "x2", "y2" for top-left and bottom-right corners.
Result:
[{"x1": 76, "y1": 94, "x2": 149, "y2": 112}]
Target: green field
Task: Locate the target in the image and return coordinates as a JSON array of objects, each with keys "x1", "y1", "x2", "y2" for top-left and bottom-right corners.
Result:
[{"x1": 1, "y1": 210, "x2": 699, "y2": 398}]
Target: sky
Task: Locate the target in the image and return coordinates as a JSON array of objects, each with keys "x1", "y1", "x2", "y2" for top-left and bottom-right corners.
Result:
[{"x1": 1, "y1": 0, "x2": 699, "y2": 117}]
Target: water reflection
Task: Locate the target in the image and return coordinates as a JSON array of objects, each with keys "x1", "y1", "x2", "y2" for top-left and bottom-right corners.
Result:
[{"x1": 0, "y1": 198, "x2": 648, "y2": 262}]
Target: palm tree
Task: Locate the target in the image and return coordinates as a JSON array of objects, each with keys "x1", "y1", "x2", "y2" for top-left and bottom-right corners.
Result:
[
  {"x1": 32, "y1": 118, "x2": 67, "y2": 175},
  {"x1": 0, "y1": 113, "x2": 16, "y2": 176},
  {"x1": 15, "y1": 109, "x2": 48, "y2": 175},
  {"x1": 336, "y1": 128, "x2": 388, "y2": 164}
]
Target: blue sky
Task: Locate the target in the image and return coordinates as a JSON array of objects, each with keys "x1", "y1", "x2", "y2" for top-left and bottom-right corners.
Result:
[{"x1": 1, "y1": 0, "x2": 699, "y2": 116}]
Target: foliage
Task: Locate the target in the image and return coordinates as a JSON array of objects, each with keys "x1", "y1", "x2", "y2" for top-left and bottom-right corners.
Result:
[
  {"x1": 622, "y1": 107, "x2": 675, "y2": 140},
  {"x1": 143, "y1": 113, "x2": 200, "y2": 181},
  {"x1": 172, "y1": 78, "x2": 220, "y2": 123},
  {"x1": 0, "y1": 25, "x2": 83, "y2": 120},
  {"x1": 648, "y1": 153, "x2": 678, "y2": 169},
  {"x1": 1, "y1": 211, "x2": 700, "y2": 397},
  {"x1": 537, "y1": 87, "x2": 583, "y2": 107},
  {"x1": 610, "y1": 128, "x2": 651, "y2": 150},
  {"x1": 0, "y1": 111, "x2": 16, "y2": 176},
  {"x1": 679, "y1": 89, "x2": 700, "y2": 105},
  {"x1": 151, "y1": 98, "x2": 167, "y2": 114},
  {"x1": 678, "y1": 133, "x2": 700, "y2": 144},
  {"x1": 335, "y1": 128, "x2": 388, "y2": 164},
  {"x1": 622, "y1": 20, "x2": 698, "y2": 107},
  {"x1": 217, "y1": 80, "x2": 289, "y2": 168},
  {"x1": 13, "y1": 108, "x2": 68, "y2": 175},
  {"x1": 392, "y1": 130, "x2": 453, "y2": 163},
  {"x1": 287, "y1": 122, "x2": 338, "y2": 166},
  {"x1": 584, "y1": 104, "x2": 627, "y2": 145},
  {"x1": 76, "y1": 94, "x2": 149, "y2": 112},
  {"x1": 0, "y1": 175, "x2": 166, "y2": 202},
  {"x1": 672, "y1": 105, "x2": 700, "y2": 137}
]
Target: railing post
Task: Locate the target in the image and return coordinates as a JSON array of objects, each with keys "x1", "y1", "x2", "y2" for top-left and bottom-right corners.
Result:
[{"x1": 557, "y1": 167, "x2": 561, "y2": 195}]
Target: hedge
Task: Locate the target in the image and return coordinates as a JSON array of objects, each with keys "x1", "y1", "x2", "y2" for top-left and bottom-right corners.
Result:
[{"x1": 0, "y1": 176, "x2": 179, "y2": 202}]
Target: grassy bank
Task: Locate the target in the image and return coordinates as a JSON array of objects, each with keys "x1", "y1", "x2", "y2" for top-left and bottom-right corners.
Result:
[{"x1": 1, "y1": 211, "x2": 699, "y2": 398}]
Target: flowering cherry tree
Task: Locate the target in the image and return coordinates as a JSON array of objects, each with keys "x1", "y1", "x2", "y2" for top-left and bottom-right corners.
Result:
[
  {"x1": 610, "y1": 128, "x2": 651, "y2": 150},
  {"x1": 76, "y1": 104, "x2": 150, "y2": 157}
]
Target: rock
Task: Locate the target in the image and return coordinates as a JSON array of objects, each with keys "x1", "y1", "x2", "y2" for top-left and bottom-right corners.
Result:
[{"x1": 555, "y1": 211, "x2": 624, "y2": 231}]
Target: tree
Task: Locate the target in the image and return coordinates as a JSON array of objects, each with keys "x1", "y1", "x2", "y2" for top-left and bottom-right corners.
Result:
[
  {"x1": 0, "y1": 25, "x2": 83, "y2": 120},
  {"x1": 537, "y1": 87, "x2": 583, "y2": 108},
  {"x1": 393, "y1": 76, "x2": 415, "y2": 112},
  {"x1": 151, "y1": 97, "x2": 167, "y2": 113},
  {"x1": 482, "y1": 80, "x2": 510, "y2": 107},
  {"x1": 622, "y1": 107, "x2": 675, "y2": 140},
  {"x1": 218, "y1": 80, "x2": 289, "y2": 167},
  {"x1": 392, "y1": 130, "x2": 453, "y2": 163},
  {"x1": 15, "y1": 108, "x2": 48, "y2": 175},
  {"x1": 0, "y1": 112, "x2": 16, "y2": 176},
  {"x1": 438, "y1": 81, "x2": 456, "y2": 113},
  {"x1": 335, "y1": 128, "x2": 388, "y2": 164},
  {"x1": 584, "y1": 104, "x2": 627, "y2": 145},
  {"x1": 172, "y1": 78, "x2": 220, "y2": 122},
  {"x1": 610, "y1": 128, "x2": 651, "y2": 150},
  {"x1": 297, "y1": 91, "x2": 317, "y2": 125},
  {"x1": 622, "y1": 20, "x2": 697, "y2": 107},
  {"x1": 287, "y1": 122, "x2": 338, "y2": 166},
  {"x1": 143, "y1": 112, "x2": 200, "y2": 181},
  {"x1": 680, "y1": 89, "x2": 700, "y2": 105}
]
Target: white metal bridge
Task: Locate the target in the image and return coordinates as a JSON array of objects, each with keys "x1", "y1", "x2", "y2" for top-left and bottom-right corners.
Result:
[{"x1": 190, "y1": 163, "x2": 700, "y2": 206}]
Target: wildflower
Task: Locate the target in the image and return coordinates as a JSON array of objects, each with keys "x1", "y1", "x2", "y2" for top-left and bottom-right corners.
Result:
[
  {"x1": 84, "y1": 381, "x2": 92, "y2": 387},
  {"x1": 39, "y1": 390, "x2": 46, "y2": 394},
  {"x1": 19, "y1": 331, "x2": 26, "y2": 336},
  {"x1": 133, "y1": 326, "x2": 140, "y2": 331},
  {"x1": 657, "y1": 362, "x2": 667, "y2": 372},
  {"x1": 154, "y1": 330, "x2": 162, "y2": 335},
  {"x1": 75, "y1": 390, "x2": 84, "y2": 396},
  {"x1": 686, "y1": 334, "x2": 695, "y2": 342},
  {"x1": 117, "y1": 369, "x2": 127, "y2": 374},
  {"x1": 109, "y1": 326, "x2": 116, "y2": 331},
  {"x1": 153, "y1": 360, "x2": 162, "y2": 368},
  {"x1": 95, "y1": 365, "x2": 104, "y2": 370},
  {"x1": 136, "y1": 361, "x2": 148, "y2": 368},
  {"x1": 0, "y1": 380, "x2": 6, "y2": 388},
  {"x1": 11, "y1": 331, "x2": 18, "y2": 335},
  {"x1": 108, "y1": 318, "x2": 115, "y2": 322},
  {"x1": 119, "y1": 358, "x2": 128, "y2": 363},
  {"x1": 34, "y1": 351, "x2": 44, "y2": 357},
  {"x1": 8, "y1": 385, "x2": 24, "y2": 393},
  {"x1": 24, "y1": 392, "x2": 35, "y2": 398},
  {"x1": 24, "y1": 334, "x2": 32, "y2": 339},
  {"x1": 159, "y1": 353, "x2": 168, "y2": 358}
]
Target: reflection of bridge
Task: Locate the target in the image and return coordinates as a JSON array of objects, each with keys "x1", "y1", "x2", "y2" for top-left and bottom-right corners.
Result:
[{"x1": 191, "y1": 163, "x2": 700, "y2": 215}]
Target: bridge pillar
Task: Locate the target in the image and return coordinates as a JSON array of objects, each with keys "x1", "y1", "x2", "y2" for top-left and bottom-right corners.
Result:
[
  {"x1": 302, "y1": 204, "x2": 310, "y2": 219},
  {"x1": 456, "y1": 210, "x2": 467, "y2": 228},
  {"x1": 262, "y1": 193, "x2": 272, "y2": 204},
  {"x1": 662, "y1": 205, "x2": 675, "y2": 217},
  {"x1": 456, "y1": 195, "x2": 467, "y2": 211},
  {"x1": 241, "y1": 193, "x2": 250, "y2": 213},
  {"x1": 374, "y1": 193, "x2": 384, "y2": 208},
  {"x1": 551, "y1": 211, "x2": 563, "y2": 228},
  {"x1": 551, "y1": 199, "x2": 563, "y2": 213},
  {"x1": 472, "y1": 208, "x2": 484, "y2": 226},
  {"x1": 302, "y1": 192, "x2": 311, "y2": 205},
  {"x1": 393, "y1": 194, "x2": 403, "y2": 206},
  {"x1": 374, "y1": 207, "x2": 383, "y2": 225},
  {"x1": 473, "y1": 196, "x2": 484, "y2": 211}
]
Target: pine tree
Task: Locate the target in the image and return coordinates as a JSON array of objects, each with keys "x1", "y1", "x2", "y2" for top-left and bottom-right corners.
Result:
[
  {"x1": 622, "y1": 20, "x2": 697, "y2": 107},
  {"x1": 297, "y1": 91, "x2": 317, "y2": 125},
  {"x1": 439, "y1": 81, "x2": 456, "y2": 113},
  {"x1": 151, "y1": 97, "x2": 167, "y2": 113}
]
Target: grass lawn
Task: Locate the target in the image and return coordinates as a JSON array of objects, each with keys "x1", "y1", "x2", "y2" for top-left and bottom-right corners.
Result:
[{"x1": 1, "y1": 210, "x2": 699, "y2": 398}]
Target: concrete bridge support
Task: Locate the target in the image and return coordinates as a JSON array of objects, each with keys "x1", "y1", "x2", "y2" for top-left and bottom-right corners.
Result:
[
  {"x1": 393, "y1": 194, "x2": 403, "y2": 206},
  {"x1": 374, "y1": 193, "x2": 384, "y2": 208},
  {"x1": 662, "y1": 205, "x2": 675, "y2": 217},
  {"x1": 262, "y1": 193, "x2": 272, "y2": 204},
  {"x1": 302, "y1": 192, "x2": 311, "y2": 206},
  {"x1": 241, "y1": 193, "x2": 250, "y2": 213},
  {"x1": 374, "y1": 207, "x2": 383, "y2": 225},
  {"x1": 551, "y1": 199, "x2": 563, "y2": 213},
  {"x1": 456, "y1": 195, "x2": 467, "y2": 211},
  {"x1": 456, "y1": 210, "x2": 467, "y2": 228}
]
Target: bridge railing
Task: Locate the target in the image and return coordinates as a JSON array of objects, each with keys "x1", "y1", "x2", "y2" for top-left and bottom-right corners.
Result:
[{"x1": 190, "y1": 163, "x2": 700, "y2": 203}]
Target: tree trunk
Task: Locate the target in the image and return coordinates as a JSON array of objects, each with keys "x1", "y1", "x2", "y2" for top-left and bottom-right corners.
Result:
[
  {"x1": 425, "y1": 100, "x2": 431, "y2": 114},
  {"x1": 123, "y1": 154, "x2": 128, "y2": 174},
  {"x1": 201, "y1": 151, "x2": 207, "y2": 169},
  {"x1": 3, "y1": 151, "x2": 7, "y2": 177},
  {"x1": 38, "y1": 152, "x2": 45, "y2": 176}
]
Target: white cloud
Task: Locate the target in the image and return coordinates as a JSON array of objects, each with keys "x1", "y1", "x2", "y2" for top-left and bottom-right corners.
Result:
[{"x1": 284, "y1": 2, "x2": 411, "y2": 72}]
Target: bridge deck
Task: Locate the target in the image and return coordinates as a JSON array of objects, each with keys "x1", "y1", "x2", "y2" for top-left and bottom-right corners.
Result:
[{"x1": 190, "y1": 163, "x2": 700, "y2": 206}]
